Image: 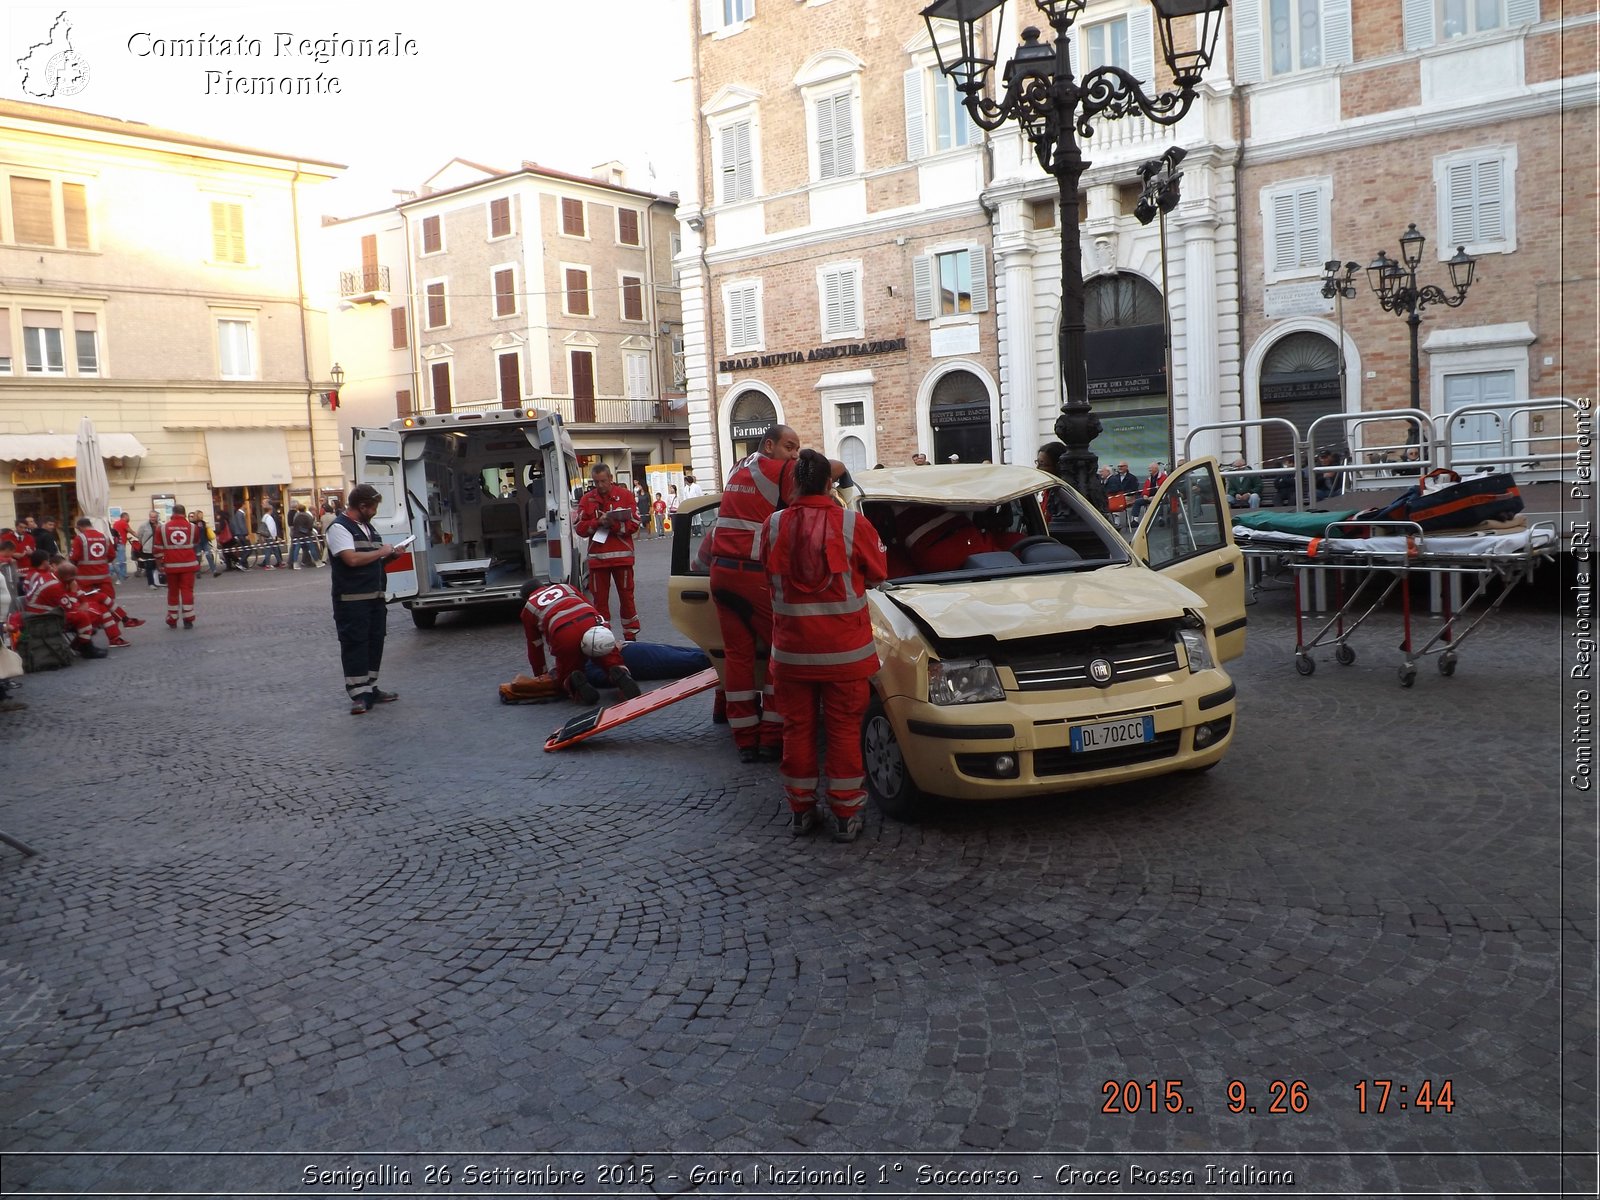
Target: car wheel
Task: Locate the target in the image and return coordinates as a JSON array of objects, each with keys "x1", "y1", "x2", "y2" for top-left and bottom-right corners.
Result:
[
  {"x1": 862, "y1": 696, "x2": 927, "y2": 822},
  {"x1": 409, "y1": 609, "x2": 438, "y2": 630}
]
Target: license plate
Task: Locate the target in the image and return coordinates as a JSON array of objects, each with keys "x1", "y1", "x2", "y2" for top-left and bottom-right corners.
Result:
[{"x1": 1070, "y1": 714, "x2": 1154, "y2": 753}]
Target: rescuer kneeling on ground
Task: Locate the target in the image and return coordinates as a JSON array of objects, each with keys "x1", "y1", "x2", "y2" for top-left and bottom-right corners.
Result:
[{"x1": 519, "y1": 579, "x2": 642, "y2": 706}]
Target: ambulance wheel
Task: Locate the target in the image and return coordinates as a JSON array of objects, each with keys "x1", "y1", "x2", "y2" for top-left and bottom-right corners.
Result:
[
  {"x1": 1294, "y1": 653, "x2": 1315, "y2": 676},
  {"x1": 1335, "y1": 644, "x2": 1356, "y2": 666},
  {"x1": 409, "y1": 609, "x2": 438, "y2": 630},
  {"x1": 862, "y1": 697, "x2": 927, "y2": 822},
  {"x1": 1438, "y1": 652, "x2": 1457, "y2": 677}
]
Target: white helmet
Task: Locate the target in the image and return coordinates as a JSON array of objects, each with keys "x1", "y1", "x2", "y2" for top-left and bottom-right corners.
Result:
[{"x1": 580, "y1": 625, "x2": 617, "y2": 658}]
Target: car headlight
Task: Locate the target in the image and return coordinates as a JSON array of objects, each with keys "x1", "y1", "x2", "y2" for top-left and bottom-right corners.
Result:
[
  {"x1": 1178, "y1": 628, "x2": 1215, "y2": 673},
  {"x1": 929, "y1": 658, "x2": 1006, "y2": 706}
]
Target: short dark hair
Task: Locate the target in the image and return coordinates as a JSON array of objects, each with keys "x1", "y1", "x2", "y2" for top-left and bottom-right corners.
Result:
[
  {"x1": 348, "y1": 484, "x2": 382, "y2": 508},
  {"x1": 76, "y1": 517, "x2": 93, "y2": 528},
  {"x1": 795, "y1": 448, "x2": 831, "y2": 496}
]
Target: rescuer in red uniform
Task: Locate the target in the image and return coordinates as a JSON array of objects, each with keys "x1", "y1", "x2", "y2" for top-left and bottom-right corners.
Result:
[
  {"x1": 69, "y1": 518, "x2": 115, "y2": 594},
  {"x1": 574, "y1": 465, "x2": 642, "y2": 642},
  {"x1": 20, "y1": 554, "x2": 111, "y2": 657},
  {"x1": 520, "y1": 579, "x2": 642, "y2": 706},
  {"x1": 153, "y1": 504, "x2": 200, "y2": 628},
  {"x1": 704, "y1": 424, "x2": 801, "y2": 763},
  {"x1": 761, "y1": 449, "x2": 887, "y2": 841}
]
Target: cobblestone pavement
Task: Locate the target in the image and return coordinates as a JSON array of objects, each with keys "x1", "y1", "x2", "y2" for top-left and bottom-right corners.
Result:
[{"x1": 1, "y1": 540, "x2": 1593, "y2": 1198}]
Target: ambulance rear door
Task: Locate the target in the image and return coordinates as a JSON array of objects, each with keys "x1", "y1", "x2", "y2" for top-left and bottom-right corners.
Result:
[
  {"x1": 351, "y1": 425, "x2": 419, "y2": 601},
  {"x1": 531, "y1": 413, "x2": 586, "y2": 591}
]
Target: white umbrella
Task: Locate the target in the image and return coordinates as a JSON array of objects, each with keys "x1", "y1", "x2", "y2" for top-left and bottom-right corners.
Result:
[{"x1": 74, "y1": 416, "x2": 111, "y2": 531}]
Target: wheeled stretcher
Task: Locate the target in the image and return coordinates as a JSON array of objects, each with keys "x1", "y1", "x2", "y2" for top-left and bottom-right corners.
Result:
[{"x1": 1233, "y1": 519, "x2": 1556, "y2": 687}]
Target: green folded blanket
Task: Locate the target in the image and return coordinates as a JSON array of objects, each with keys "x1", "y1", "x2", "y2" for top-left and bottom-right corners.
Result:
[{"x1": 1232, "y1": 510, "x2": 1361, "y2": 536}]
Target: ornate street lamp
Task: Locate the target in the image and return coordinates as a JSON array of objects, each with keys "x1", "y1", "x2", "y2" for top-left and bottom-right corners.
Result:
[
  {"x1": 923, "y1": 0, "x2": 1228, "y2": 511},
  {"x1": 330, "y1": 362, "x2": 345, "y2": 389},
  {"x1": 1364, "y1": 223, "x2": 1476, "y2": 412},
  {"x1": 1320, "y1": 259, "x2": 1360, "y2": 443},
  {"x1": 1135, "y1": 146, "x2": 1186, "y2": 467}
]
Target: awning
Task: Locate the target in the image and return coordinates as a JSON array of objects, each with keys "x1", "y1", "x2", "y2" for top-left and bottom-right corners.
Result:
[
  {"x1": 570, "y1": 439, "x2": 629, "y2": 452},
  {"x1": 0, "y1": 432, "x2": 149, "y2": 462},
  {"x1": 204, "y1": 429, "x2": 293, "y2": 488}
]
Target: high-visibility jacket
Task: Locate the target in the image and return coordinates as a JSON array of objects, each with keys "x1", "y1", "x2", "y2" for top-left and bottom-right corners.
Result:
[
  {"x1": 153, "y1": 516, "x2": 199, "y2": 573},
  {"x1": 521, "y1": 581, "x2": 605, "y2": 675},
  {"x1": 70, "y1": 528, "x2": 113, "y2": 586},
  {"x1": 761, "y1": 496, "x2": 887, "y2": 682},
  {"x1": 22, "y1": 569, "x2": 67, "y2": 615},
  {"x1": 894, "y1": 505, "x2": 1003, "y2": 574},
  {"x1": 574, "y1": 483, "x2": 639, "y2": 570},
  {"x1": 707, "y1": 452, "x2": 797, "y2": 564}
]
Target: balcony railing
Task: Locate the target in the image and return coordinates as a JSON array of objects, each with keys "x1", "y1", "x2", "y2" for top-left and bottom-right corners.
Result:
[
  {"x1": 405, "y1": 398, "x2": 686, "y2": 426},
  {"x1": 340, "y1": 266, "x2": 391, "y2": 300}
]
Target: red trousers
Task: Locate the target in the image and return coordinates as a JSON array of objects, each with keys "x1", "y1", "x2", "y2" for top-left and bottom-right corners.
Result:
[
  {"x1": 71, "y1": 599, "x2": 121, "y2": 640},
  {"x1": 58, "y1": 609, "x2": 97, "y2": 641},
  {"x1": 709, "y1": 563, "x2": 781, "y2": 751},
  {"x1": 778, "y1": 675, "x2": 870, "y2": 819},
  {"x1": 589, "y1": 565, "x2": 640, "y2": 639},
  {"x1": 165, "y1": 568, "x2": 196, "y2": 624}
]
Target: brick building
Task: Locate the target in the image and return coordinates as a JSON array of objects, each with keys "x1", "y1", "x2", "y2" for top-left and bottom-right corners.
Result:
[
  {"x1": 1228, "y1": 0, "x2": 1595, "y2": 472},
  {"x1": 0, "y1": 100, "x2": 342, "y2": 529},
  {"x1": 680, "y1": 0, "x2": 1003, "y2": 479},
  {"x1": 326, "y1": 159, "x2": 686, "y2": 487}
]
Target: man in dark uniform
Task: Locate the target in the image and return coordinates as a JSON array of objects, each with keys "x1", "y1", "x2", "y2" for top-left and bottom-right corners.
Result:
[{"x1": 326, "y1": 484, "x2": 403, "y2": 715}]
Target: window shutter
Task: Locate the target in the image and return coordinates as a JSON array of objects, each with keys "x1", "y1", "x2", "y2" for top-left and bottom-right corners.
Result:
[
  {"x1": 566, "y1": 268, "x2": 589, "y2": 316},
  {"x1": 823, "y1": 272, "x2": 843, "y2": 336},
  {"x1": 427, "y1": 283, "x2": 446, "y2": 327},
  {"x1": 699, "y1": 0, "x2": 720, "y2": 34},
  {"x1": 1445, "y1": 161, "x2": 1477, "y2": 245},
  {"x1": 1296, "y1": 187, "x2": 1321, "y2": 269},
  {"x1": 210, "y1": 201, "x2": 245, "y2": 263},
  {"x1": 734, "y1": 121, "x2": 753, "y2": 200},
  {"x1": 913, "y1": 255, "x2": 935, "y2": 320},
  {"x1": 618, "y1": 208, "x2": 640, "y2": 245},
  {"x1": 396, "y1": 388, "x2": 412, "y2": 419},
  {"x1": 831, "y1": 94, "x2": 855, "y2": 177},
  {"x1": 1403, "y1": 0, "x2": 1436, "y2": 49},
  {"x1": 431, "y1": 363, "x2": 452, "y2": 414},
  {"x1": 626, "y1": 352, "x2": 651, "y2": 399},
  {"x1": 1270, "y1": 192, "x2": 1299, "y2": 273},
  {"x1": 968, "y1": 247, "x2": 990, "y2": 313},
  {"x1": 494, "y1": 268, "x2": 515, "y2": 317},
  {"x1": 904, "y1": 69, "x2": 927, "y2": 160},
  {"x1": 499, "y1": 353, "x2": 521, "y2": 408},
  {"x1": 842, "y1": 271, "x2": 859, "y2": 333},
  {"x1": 815, "y1": 97, "x2": 836, "y2": 179},
  {"x1": 489, "y1": 197, "x2": 510, "y2": 238},
  {"x1": 1506, "y1": 0, "x2": 1539, "y2": 26},
  {"x1": 1232, "y1": 0, "x2": 1264, "y2": 83},
  {"x1": 1475, "y1": 159, "x2": 1504, "y2": 243},
  {"x1": 391, "y1": 306, "x2": 408, "y2": 350},
  {"x1": 1129, "y1": 10, "x2": 1155, "y2": 85},
  {"x1": 1323, "y1": 0, "x2": 1353, "y2": 66},
  {"x1": 422, "y1": 215, "x2": 441, "y2": 253},
  {"x1": 622, "y1": 275, "x2": 644, "y2": 321},
  {"x1": 62, "y1": 183, "x2": 89, "y2": 249}
]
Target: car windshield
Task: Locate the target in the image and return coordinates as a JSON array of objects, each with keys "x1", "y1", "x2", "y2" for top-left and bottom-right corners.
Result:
[{"x1": 865, "y1": 486, "x2": 1131, "y2": 584}]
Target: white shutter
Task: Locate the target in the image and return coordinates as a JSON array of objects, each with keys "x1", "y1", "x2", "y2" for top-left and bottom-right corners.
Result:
[
  {"x1": 815, "y1": 96, "x2": 836, "y2": 180},
  {"x1": 843, "y1": 270, "x2": 860, "y2": 333},
  {"x1": 700, "y1": 0, "x2": 720, "y2": 35},
  {"x1": 1475, "y1": 158, "x2": 1504, "y2": 243},
  {"x1": 1232, "y1": 0, "x2": 1264, "y2": 83},
  {"x1": 1446, "y1": 161, "x2": 1477, "y2": 245},
  {"x1": 968, "y1": 247, "x2": 989, "y2": 313},
  {"x1": 822, "y1": 271, "x2": 842, "y2": 336},
  {"x1": 625, "y1": 353, "x2": 651, "y2": 399},
  {"x1": 1323, "y1": 0, "x2": 1353, "y2": 66},
  {"x1": 744, "y1": 287, "x2": 761, "y2": 347},
  {"x1": 1296, "y1": 187, "x2": 1321, "y2": 269},
  {"x1": 912, "y1": 255, "x2": 935, "y2": 320},
  {"x1": 735, "y1": 121, "x2": 753, "y2": 201},
  {"x1": 1506, "y1": 0, "x2": 1540, "y2": 26},
  {"x1": 1270, "y1": 192, "x2": 1298, "y2": 274},
  {"x1": 832, "y1": 94, "x2": 855, "y2": 177},
  {"x1": 904, "y1": 69, "x2": 927, "y2": 160},
  {"x1": 1403, "y1": 0, "x2": 1436, "y2": 49},
  {"x1": 1129, "y1": 10, "x2": 1155, "y2": 86},
  {"x1": 719, "y1": 124, "x2": 738, "y2": 204}
]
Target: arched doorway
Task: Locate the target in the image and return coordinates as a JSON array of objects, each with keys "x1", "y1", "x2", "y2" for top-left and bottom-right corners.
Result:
[
  {"x1": 727, "y1": 390, "x2": 778, "y2": 460},
  {"x1": 1258, "y1": 331, "x2": 1344, "y2": 461},
  {"x1": 930, "y1": 370, "x2": 993, "y2": 464},
  {"x1": 1084, "y1": 273, "x2": 1170, "y2": 468}
]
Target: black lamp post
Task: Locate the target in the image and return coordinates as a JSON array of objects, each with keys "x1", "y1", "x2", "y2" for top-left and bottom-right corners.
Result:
[
  {"x1": 922, "y1": 0, "x2": 1229, "y2": 511},
  {"x1": 1365, "y1": 223, "x2": 1476, "y2": 412},
  {"x1": 1135, "y1": 146, "x2": 1185, "y2": 467}
]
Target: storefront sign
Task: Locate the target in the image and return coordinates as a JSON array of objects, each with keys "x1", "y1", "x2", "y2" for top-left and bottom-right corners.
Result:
[
  {"x1": 1088, "y1": 374, "x2": 1163, "y2": 399},
  {"x1": 1260, "y1": 376, "x2": 1339, "y2": 403},
  {"x1": 730, "y1": 421, "x2": 772, "y2": 441},
  {"x1": 11, "y1": 459, "x2": 75, "y2": 485},
  {"x1": 718, "y1": 337, "x2": 906, "y2": 374},
  {"x1": 932, "y1": 403, "x2": 991, "y2": 428},
  {"x1": 1265, "y1": 282, "x2": 1334, "y2": 319}
]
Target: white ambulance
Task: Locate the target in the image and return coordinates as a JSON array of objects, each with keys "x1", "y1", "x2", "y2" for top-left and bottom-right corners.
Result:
[{"x1": 351, "y1": 408, "x2": 586, "y2": 628}]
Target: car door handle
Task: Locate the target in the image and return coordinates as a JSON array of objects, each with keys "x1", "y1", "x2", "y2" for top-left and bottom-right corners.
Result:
[
  {"x1": 682, "y1": 590, "x2": 711, "y2": 602},
  {"x1": 1215, "y1": 562, "x2": 1235, "y2": 577}
]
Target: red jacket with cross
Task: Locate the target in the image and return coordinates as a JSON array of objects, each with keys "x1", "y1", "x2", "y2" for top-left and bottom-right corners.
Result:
[{"x1": 574, "y1": 483, "x2": 639, "y2": 571}]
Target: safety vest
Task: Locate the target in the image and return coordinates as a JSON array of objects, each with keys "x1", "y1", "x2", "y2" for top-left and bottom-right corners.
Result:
[
  {"x1": 575, "y1": 483, "x2": 638, "y2": 568},
  {"x1": 707, "y1": 453, "x2": 795, "y2": 563},
  {"x1": 22, "y1": 570, "x2": 66, "y2": 616},
  {"x1": 895, "y1": 505, "x2": 995, "y2": 574},
  {"x1": 70, "y1": 528, "x2": 113, "y2": 586},
  {"x1": 329, "y1": 513, "x2": 386, "y2": 601},
  {"x1": 762, "y1": 497, "x2": 883, "y2": 681},
  {"x1": 154, "y1": 516, "x2": 199, "y2": 572},
  {"x1": 523, "y1": 581, "x2": 599, "y2": 645}
]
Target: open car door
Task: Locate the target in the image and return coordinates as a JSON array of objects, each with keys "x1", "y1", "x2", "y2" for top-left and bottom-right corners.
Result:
[
  {"x1": 667, "y1": 495, "x2": 727, "y2": 680},
  {"x1": 351, "y1": 426, "x2": 418, "y2": 601},
  {"x1": 1131, "y1": 456, "x2": 1247, "y2": 661},
  {"x1": 533, "y1": 414, "x2": 585, "y2": 591}
]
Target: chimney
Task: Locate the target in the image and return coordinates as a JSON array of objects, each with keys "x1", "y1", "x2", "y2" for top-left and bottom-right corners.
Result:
[{"x1": 593, "y1": 160, "x2": 627, "y2": 187}]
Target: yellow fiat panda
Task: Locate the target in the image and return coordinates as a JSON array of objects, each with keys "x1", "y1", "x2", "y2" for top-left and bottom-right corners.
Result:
[{"x1": 669, "y1": 458, "x2": 1245, "y2": 820}]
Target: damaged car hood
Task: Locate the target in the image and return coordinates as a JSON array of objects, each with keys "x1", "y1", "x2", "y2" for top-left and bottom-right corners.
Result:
[{"x1": 880, "y1": 567, "x2": 1201, "y2": 641}]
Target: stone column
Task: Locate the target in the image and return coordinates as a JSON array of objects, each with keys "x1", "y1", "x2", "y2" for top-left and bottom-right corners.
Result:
[
  {"x1": 992, "y1": 196, "x2": 1038, "y2": 465},
  {"x1": 1176, "y1": 206, "x2": 1221, "y2": 462}
]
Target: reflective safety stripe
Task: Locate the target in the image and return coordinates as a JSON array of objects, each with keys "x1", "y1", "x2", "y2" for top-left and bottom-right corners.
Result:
[
  {"x1": 748, "y1": 458, "x2": 781, "y2": 506},
  {"x1": 338, "y1": 591, "x2": 384, "y2": 601},
  {"x1": 726, "y1": 714, "x2": 760, "y2": 729},
  {"x1": 723, "y1": 690, "x2": 758, "y2": 702},
  {"x1": 590, "y1": 549, "x2": 632, "y2": 562},
  {"x1": 772, "y1": 643, "x2": 877, "y2": 666},
  {"x1": 829, "y1": 776, "x2": 865, "y2": 791},
  {"x1": 781, "y1": 775, "x2": 818, "y2": 790},
  {"x1": 716, "y1": 517, "x2": 765, "y2": 534},
  {"x1": 906, "y1": 510, "x2": 959, "y2": 547},
  {"x1": 771, "y1": 594, "x2": 867, "y2": 617}
]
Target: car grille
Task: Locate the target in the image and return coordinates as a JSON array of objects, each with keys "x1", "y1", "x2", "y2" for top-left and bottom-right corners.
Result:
[
  {"x1": 1001, "y1": 633, "x2": 1181, "y2": 691},
  {"x1": 1034, "y1": 731, "x2": 1181, "y2": 776}
]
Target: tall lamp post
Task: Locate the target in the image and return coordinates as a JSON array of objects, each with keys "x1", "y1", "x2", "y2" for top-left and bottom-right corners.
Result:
[
  {"x1": 1320, "y1": 258, "x2": 1358, "y2": 422},
  {"x1": 1365, "y1": 223, "x2": 1477, "y2": 413},
  {"x1": 922, "y1": 0, "x2": 1229, "y2": 511},
  {"x1": 1135, "y1": 145, "x2": 1185, "y2": 468}
]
